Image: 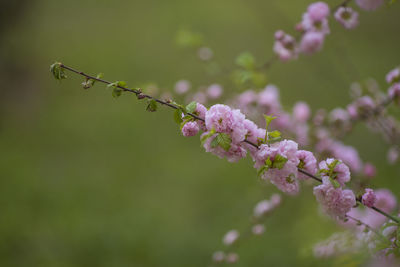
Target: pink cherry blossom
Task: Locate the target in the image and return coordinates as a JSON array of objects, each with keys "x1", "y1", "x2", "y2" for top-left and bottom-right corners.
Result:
[
  {"x1": 296, "y1": 150, "x2": 318, "y2": 180},
  {"x1": 181, "y1": 121, "x2": 199, "y2": 137},
  {"x1": 362, "y1": 188, "x2": 376, "y2": 208},
  {"x1": 313, "y1": 177, "x2": 356, "y2": 219},
  {"x1": 334, "y1": 7, "x2": 359, "y2": 29},
  {"x1": 319, "y1": 158, "x2": 351, "y2": 187}
]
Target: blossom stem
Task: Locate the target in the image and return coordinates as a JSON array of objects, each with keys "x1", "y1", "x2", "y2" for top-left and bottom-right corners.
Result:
[
  {"x1": 297, "y1": 168, "x2": 322, "y2": 182},
  {"x1": 369, "y1": 205, "x2": 400, "y2": 223},
  {"x1": 59, "y1": 64, "x2": 204, "y2": 121}
]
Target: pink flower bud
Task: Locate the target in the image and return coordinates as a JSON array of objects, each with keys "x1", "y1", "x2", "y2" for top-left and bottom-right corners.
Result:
[{"x1": 362, "y1": 188, "x2": 376, "y2": 208}]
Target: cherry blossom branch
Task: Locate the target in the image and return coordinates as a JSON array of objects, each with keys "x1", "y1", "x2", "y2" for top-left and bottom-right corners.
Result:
[
  {"x1": 53, "y1": 63, "x2": 399, "y2": 224},
  {"x1": 59, "y1": 64, "x2": 205, "y2": 121}
]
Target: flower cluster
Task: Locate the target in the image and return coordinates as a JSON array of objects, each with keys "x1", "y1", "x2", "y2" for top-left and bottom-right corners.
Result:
[
  {"x1": 272, "y1": 0, "x2": 388, "y2": 62},
  {"x1": 180, "y1": 100, "x2": 363, "y2": 219},
  {"x1": 313, "y1": 177, "x2": 356, "y2": 219}
]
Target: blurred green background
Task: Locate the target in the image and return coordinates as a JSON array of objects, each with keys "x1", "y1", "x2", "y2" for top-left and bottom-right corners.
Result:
[{"x1": 0, "y1": 0, "x2": 399, "y2": 266}]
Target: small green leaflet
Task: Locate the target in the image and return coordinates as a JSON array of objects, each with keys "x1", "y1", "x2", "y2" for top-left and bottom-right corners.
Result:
[
  {"x1": 146, "y1": 99, "x2": 158, "y2": 112},
  {"x1": 271, "y1": 154, "x2": 288, "y2": 170},
  {"x1": 107, "y1": 81, "x2": 127, "y2": 89},
  {"x1": 267, "y1": 130, "x2": 281, "y2": 143},
  {"x1": 50, "y1": 62, "x2": 67, "y2": 80},
  {"x1": 263, "y1": 115, "x2": 276, "y2": 130},
  {"x1": 210, "y1": 137, "x2": 219, "y2": 148},
  {"x1": 263, "y1": 114, "x2": 276, "y2": 143},
  {"x1": 329, "y1": 177, "x2": 341, "y2": 189},
  {"x1": 82, "y1": 72, "x2": 104, "y2": 89},
  {"x1": 173, "y1": 109, "x2": 183, "y2": 124},
  {"x1": 257, "y1": 165, "x2": 269, "y2": 177},
  {"x1": 257, "y1": 157, "x2": 272, "y2": 177},
  {"x1": 112, "y1": 88, "x2": 122, "y2": 98},
  {"x1": 200, "y1": 128, "x2": 216, "y2": 145},
  {"x1": 327, "y1": 159, "x2": 340, "y2": 177},
  {"x1": 211, "y1": 133, "x2": 232, "y2": 151},
  {"x1": 298, "y1": 159, "x2": 305, "y2": 169},
  {"x1": 108, "y1": 81, "x2": 127, "y2": 98},
  {"x1": 185, "y1": 101, "x2": 197, "y2": 114}
]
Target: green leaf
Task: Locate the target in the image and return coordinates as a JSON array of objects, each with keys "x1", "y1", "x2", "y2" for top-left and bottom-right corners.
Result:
[
  {"x1": 210, "y1": 133, "x2": 231, "y2": 150},
  {"x1": 235, "y1": 52, "x2": 255, "y2": 70},
  {"x1": 327, "y1": 159, "x2": 340, "y2": 177},
  {"x1": 173, "y1": 109, "x2": 183, "y2": 124},
  {"x1": 328, "y1": 159, "x2": 340, "y2": 170},
  {"x1": 200, "y1": 128, "x2": 216, "y2": 146},
  {"x1": 117, "y1": 81, "x2": 127, "y2": 87},
  {"x1": 265, "y1": 157, "x2": 272, "y2": 168},
  {"x1": 267, "y1": 130, "x2": 281, "y2": 143},
  {"x1": 257, "y1": 165, "x2": 269, "y2": 177},
  {"x1": 108, "y1": 81, "x2": 127, "y2": 89},
  {"x1": 112, "y1": 88, "x2": 122, "y2": 98},
  {"x1": 82, "y1": 73, "x2": 104, "y2": 89},
  {"x1": 268, "y1": 130, "x2": 281, "y2": 139},
  {"x1": 263, "y1": 115, "x2": 277, "y2": 131},
  {"x1": 146, "y1": 99, "x2": 158, "y2": 112},
  {"x1": 186, "y1": 101, "x2": 197, "y2": 114},
  {"x1": 263, "y1": 115, "x2": 277, "y2": 142},
  {"x1": 258, "y1": 157, "x2": 273, "y2": 177},
  {"x1": 329, "y1": 177, "x2": 341, "y2": 189},
  {"x1": 215, "y1": 133, "x2": 232, "y2": 151},
  {"x1": 298, "y1": 159, "x2": 305, "y2": 169},
  {"x1": 210, "y1": 136, "x2": 219, "y2": 148},
  {"x1": 205, "y1": 132, "x2": 231, "y2": 151},
  {"x1": 50, "y1": 62, "x2": 67, "y2": 80},
  {"x1": 271, "y1": 154, "x2": 288, "y2": 170}
]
